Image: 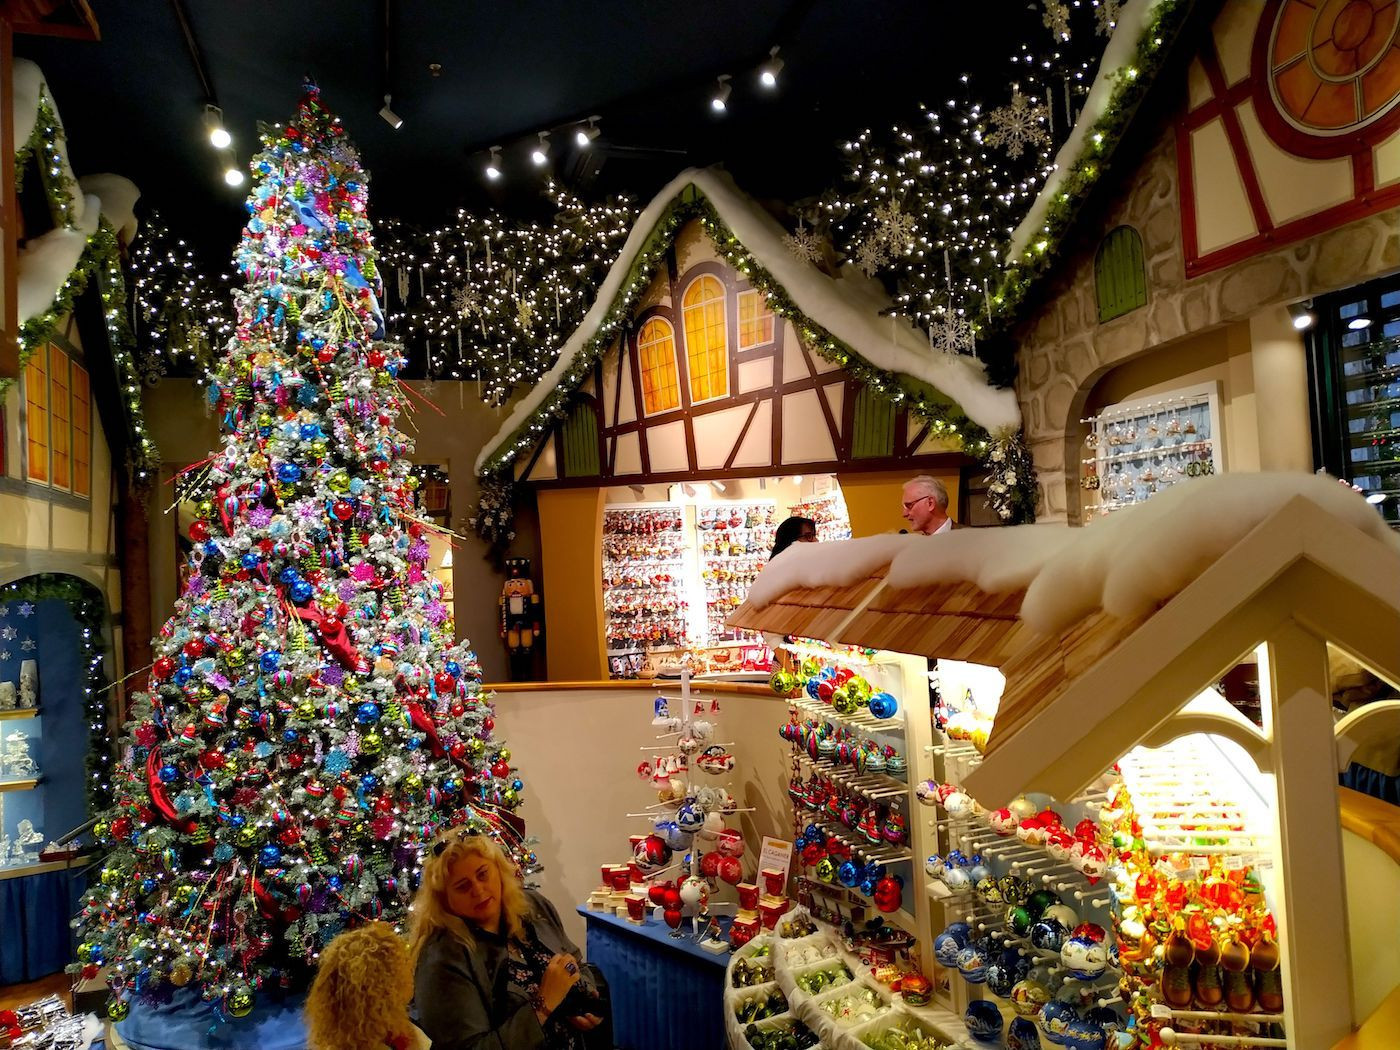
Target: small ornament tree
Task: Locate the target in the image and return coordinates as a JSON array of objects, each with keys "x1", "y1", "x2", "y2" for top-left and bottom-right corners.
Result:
[{"x1": 72, "y1": 84, "x2": 530, "y2": 1020}]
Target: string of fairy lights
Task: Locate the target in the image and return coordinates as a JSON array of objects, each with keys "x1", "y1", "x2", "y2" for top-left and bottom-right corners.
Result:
[{"x1": 125, "y1": 0, "x2": 1124, "y2": 404}]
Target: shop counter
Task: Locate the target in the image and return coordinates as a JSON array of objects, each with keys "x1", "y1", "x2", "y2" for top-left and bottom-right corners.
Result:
[
  {"x1": 0, "y1": 860, "x2": 87, "y2": 984},
  {"x1": 578, "y1": 904, "x2": 730, "y2": 1050}
]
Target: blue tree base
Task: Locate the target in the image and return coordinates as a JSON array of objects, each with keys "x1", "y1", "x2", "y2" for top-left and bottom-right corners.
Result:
[{"x1": 113, "y1": 988, "x2": 307, "y2": 1050}]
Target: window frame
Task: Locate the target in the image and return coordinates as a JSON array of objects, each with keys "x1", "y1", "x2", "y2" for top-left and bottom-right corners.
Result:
[
  {"x1": 636, "y1": 316, "x2": 681, "y2": 416},
  {"x1": 736, "y1": 288, "x2": 776, "y2": 352},
  {"x1": 680, "y1": 274, "x2": 730, "y2": 405},
  {"x1": 23, "y1": 341, "x2": 92, "y2": 499}
]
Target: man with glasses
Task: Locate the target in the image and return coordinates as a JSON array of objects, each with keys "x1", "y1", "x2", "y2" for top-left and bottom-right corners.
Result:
[{"x1": 901, "y1": 475, "x2": 957, "y2": 535}]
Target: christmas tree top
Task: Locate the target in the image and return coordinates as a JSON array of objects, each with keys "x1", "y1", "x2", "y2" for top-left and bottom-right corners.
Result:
[{"x1": 73, "y1": 83, "x2": 530, "y2": 1020}]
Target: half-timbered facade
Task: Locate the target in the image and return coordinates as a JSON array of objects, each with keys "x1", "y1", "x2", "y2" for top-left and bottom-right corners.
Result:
[{"x1": 513, "y1": 218, "x2": 967, "y2": 488}]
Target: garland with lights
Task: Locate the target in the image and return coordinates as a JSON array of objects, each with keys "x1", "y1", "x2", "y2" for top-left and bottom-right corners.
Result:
[
  {"x1": 0, "y1": 573, "x2": 114, "y2": 810},
  {"x1": 7, "y1": 221, "x2": 161, "y2": 486},
  {"x1": 13, "y1": 90, "x2": 77, "y2": 227},
  {"x1": 990, "y1": 0, "x2": 1193, "y2": 327}
]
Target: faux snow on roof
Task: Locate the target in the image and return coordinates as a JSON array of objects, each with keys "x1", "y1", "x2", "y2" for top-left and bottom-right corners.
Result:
[
  {"x1": 747, "y1": 472, "x2": 1400, "y2": 636},
  {"x1": 476, "y1": 167, "x2": 1022, "y2": 474}
]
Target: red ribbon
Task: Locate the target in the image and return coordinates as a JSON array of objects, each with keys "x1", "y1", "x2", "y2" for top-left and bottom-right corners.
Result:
[{"x1": 145, "y1": 750, "x2": 198, "y2": 834}]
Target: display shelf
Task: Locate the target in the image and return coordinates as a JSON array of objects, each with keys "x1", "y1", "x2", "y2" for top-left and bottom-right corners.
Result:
[
  {"x1": 814, "y1": 821, "x2": 911, "y2": 865},
  {"x1": 0, "y1": 709, "x2": 39, "y2": 720},
  {"x1": 798, "y1": 756, "x2": 909, "y2": 801},
  {"x1": 789, "y1": 696, "x2": 904, "y2": 734},
  {"x1": 0, "y1": 778, "x2": 40, "y2": 792},
  {"x1": 603, "y1": 504, "x2": 691, "y2": 657},
  {"x1": 788, "y1": 491, "x2": 852, "y2": 543}
]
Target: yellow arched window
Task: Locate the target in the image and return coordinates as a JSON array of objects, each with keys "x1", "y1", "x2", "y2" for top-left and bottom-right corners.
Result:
[
  {"x1": 682, "y1": 275, "x2": 728, "y2": 403},
  {"x1": 638, "y1": 318, "x2": 680, "y2": 415}
]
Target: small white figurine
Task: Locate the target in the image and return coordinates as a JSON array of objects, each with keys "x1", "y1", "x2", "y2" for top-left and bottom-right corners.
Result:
[
  {"x1": 18, "y1": 659, "x2": 36, "y2": 708},
  {"x1": 0, "y1": 682, "x2": 13, "y2": 710},
  {"x1": 3, "y1": 730, "x2": 36, "y2": 777},
  {"x1": 15, "y1": 818, "x2": 42, "y2": 862}
]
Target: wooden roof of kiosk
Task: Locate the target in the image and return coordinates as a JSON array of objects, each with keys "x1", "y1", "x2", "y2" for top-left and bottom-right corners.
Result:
[{"x1": 728, "y1": 488, "x2": 1400, "y2": 1049}]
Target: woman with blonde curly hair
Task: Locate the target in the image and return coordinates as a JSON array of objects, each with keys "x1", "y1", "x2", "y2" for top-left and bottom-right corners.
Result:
[
  {"x1": 410, "y1": 827, "x2": 609, "y2": 1050},
  {"x1": 305, "y1": 922, "x2": 429, "y2": 1050}
]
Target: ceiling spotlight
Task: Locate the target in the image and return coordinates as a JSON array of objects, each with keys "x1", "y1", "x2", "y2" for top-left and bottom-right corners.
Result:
[
  {"x1": 1365, "y1": 492, "x2": 1387, "y2": 504},
  {"x1": 1348, "y1": 316, "x2": 1373, "y2": 330},
  {"x1": 759, "y1": 47, "x2": 784, "y2": 88},
  {"x1": 484, "y1": 146, "x2": 502, "y2": 181},
  {"x1": 203, "y1": 105, "x2": 231, "y2": 149},
  {"x1": 711, "y1": 75, "x2": 732, "y2": 112},
  {"x1": 379, "y1": 94, "x2": 403, "y2": 130},
  {"x1": 575, "y1": 117, "x2": 601, "y2": 148},
  {"x1": 531, "y1": 131, "x2": 550, "y2": 166},
  {"x1": 223, "y1": 163, "x2": 245, "y2": 187},
  {"x1": 1287, "y1": 301, "x2": 1316, "y2": 330}
]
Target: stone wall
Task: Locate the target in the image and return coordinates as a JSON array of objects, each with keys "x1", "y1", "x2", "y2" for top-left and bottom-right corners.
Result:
[{"x1": 1016, "y1": 123, "x2": 1400, "y2": 523}]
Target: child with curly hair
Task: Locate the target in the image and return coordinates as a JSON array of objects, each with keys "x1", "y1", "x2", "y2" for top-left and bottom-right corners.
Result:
[{"x1": 305, "y1": 922, "x2": 430, "y2": 1050}]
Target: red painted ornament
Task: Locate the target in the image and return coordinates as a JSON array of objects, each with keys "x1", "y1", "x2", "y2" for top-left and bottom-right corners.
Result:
[
  {"x1": 189, "y1": 521, "x2": 210, "y2": 543},
  {"x1": 152, "y1": 656, "x2": 176, "y2": 681},
  {"x1": 717, "y1": 856, "x2": 743, "y2": 885},
  {"x1": 491, "y1": 759, "x2": 511, "y2": 778},
  {"x1": 367, "y1": 350, "x2": 387, "y2": 369},
  {"x1": 331, "y1": 501, "x2": 354, "y2": 521},
  {"x1": 434, "y1": 671, "x2": 456, "y2": 694}
]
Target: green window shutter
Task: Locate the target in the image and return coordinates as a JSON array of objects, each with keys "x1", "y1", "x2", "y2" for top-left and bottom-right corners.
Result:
[
  {"x1": 561, "y1": 400, "x2": 600, "y2": 478},
  {"x1": 851, "y1": 385, "x2": 895, "y2": 459},
  {"x1": 1096, "y1": 226, "x2": 1147, "y2": 323}
]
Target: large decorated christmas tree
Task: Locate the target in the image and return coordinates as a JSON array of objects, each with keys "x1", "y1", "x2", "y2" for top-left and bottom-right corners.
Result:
[{"x1": 72, "y1": 84, "x2": 529, "y2": 1020}]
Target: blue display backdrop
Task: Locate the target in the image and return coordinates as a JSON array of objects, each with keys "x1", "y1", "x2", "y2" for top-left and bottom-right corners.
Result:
[{"x1": 0, "y1": 596, "x2": 96, "y2": 983}]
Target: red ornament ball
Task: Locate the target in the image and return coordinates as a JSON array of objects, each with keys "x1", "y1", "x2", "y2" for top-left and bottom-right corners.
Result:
[
  {"x1": 189, "y1": 521, "x2": 210, "y2": 543},
  {"x1": 717, "y1": 856, "x2": 743, "y2": 885},
  {"x1": 367, "y1": 350, "x2": 387, "y2": 369},
  {"x1": 152, "y1": 656, "x2": 176, "y2": 681},
  {"x1": 331, "y1": 501, "x2": 354, "y2": 521},
  {"x1": 449, "y1": 742, "x2": 467, "y2": 761},
  {"x1": 661, "y1": 887, "x2": 681, "y2": 910},
  {"x1": 434, "y1": 671, "x2": 456, "y2": 694},
  {"x1": 491, "y1": 759, "x2": 511, "y2": 778}
]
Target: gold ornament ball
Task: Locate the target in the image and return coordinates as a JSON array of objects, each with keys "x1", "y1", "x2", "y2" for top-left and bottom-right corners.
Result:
[
  {"x1": 100, "y1": 867, "x2": 121, "y2": 886},
  {"x1": 226, "y1": 986, "x2": 255, "y2": 1018},
  {"x1": 309, "y1": 439, "x2": 328, "y2": 458},
  {"x1": 77, "y1": 941, "x2": 98, "y2": 962},
  {"x1": 404, "y1": 773, "x2": 423, "y2": 793},
  {"x1": 405, "y1": 475, "x2": 420, "y2": 491},
  {"x1": 361, "y1": 731, "x2": 383, "y2": 755},
  {"x1": 236, "y1": 826, "x2": 262, "y2": 847},
  {"x1": 225, "y1": 649, "x2": 247, "y2": 668},
  {"x1": 328, "y1": 471, "x2": 351, "y2": 494},
  {"x1": 197, "y1": 500, "x2": 214, "y2": 519},
  {"x1": 108, "y1": 999, "x2": 130, "y2": 1022},
  {"x1": 296, "y1": 700, "x2": 316, "y2": 719},
  {"x1": 93, "y1": 821, "x2": 110, "y2": 842},
  {"x1": 467, "y1": 738, "x2": 484, "y2": 757},
  {"x1": 498, "y1": 747, "x2": 511, "y2": 763},
  {"x1": 170, "y1": 960, "x2": 194, "y2": 986},
  {"x1": 173, "y1": 884, "x2": 194, "y2": 905},
  {"x1": 503, "y1": 788, "x2": 520, "y2": 807}
]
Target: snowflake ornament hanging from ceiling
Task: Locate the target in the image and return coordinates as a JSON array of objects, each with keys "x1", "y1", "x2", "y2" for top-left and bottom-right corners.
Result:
[
  {"x1": 1043, "y1": 0, "x2": 1072, "y2": 40},
  {"x1": 515, "y1": 295, "x2": 535, "y2": 330},
  {"x1": 783, "y1": 220, "x2": 823, "y2": 265},
  {"x1": 928, "y1": 312, "x2": 976, "y2": 356},
  {"x1": 985, "y1": 89, "x2": 1051, "y2": 160},
  {"x1": 853, "y1": 236, "x2": 890, "y2": 277},
  {"x1": 1094, "y1": 0, "x2": 1122, "y2": 36},
  {"x1": 872, "y1": 200, "x2": 918, "y2": 255},
  {"x1": 453, "y1": 284, "x2": 482, "y2": 319}
]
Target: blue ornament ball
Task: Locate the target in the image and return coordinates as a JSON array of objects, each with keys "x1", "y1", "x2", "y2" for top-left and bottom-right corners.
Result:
[
  {"x1": 259, "y1": 845, "x2": 282, "y2": 867},
  {"x1": 140, "y1": 878, "x2": 157, "y2": 894},
  {"x1": 174, "y1": 667, "x2": 192, "y2": 687},
  {"x1": 445, "y1": 660, "x2": 462, "y2": 678},
  {"x1": 986, "y1": 959, "x2": 1017, "y2": 999},
  {"x1": 278, "y1": 567, "x2": 301, "y2": 585},
  {"x1": 1039, "y1": 1001, "x2": 1079, "y2": 1044},
  {"x1": 964, "y1": 999, "x2": 1003, "y2": 1042},
  {"x1": 837, "y1": 860, "x2": 860, "y2": 888},
  {"x1": 1007, "y1": 1016, "x2": 1042, "y2": 1050},
  {"x1": 956, "y1": 945, "x2": 989, "y2": 984},
  {"x1": 328, "y1": 875, "x2": 343, "y2": 891},
  {"x1": 240, "y1": 553, "x2": 260, "y2": 570},
  {"x1": 276, "y1": 463, "x2": 301, "y2": 483},
  {"x1": 360, "y1": 773, "x2": 379, "y2": 790},
  {"x1": 1029, "y1": 918, "x2": 1069, "y2": 952},
  {"x1": 260, "y1": 651, "x2": 281, "y2": 672},
  {"x1": 355, "y1": 702, "x2": 381, "y2": 724},
  {"x1": 868, "y1": 691, "x2": 899, "y2": 719},
  {"x1": 158, "y1": 764, "x2": 179, "y2": 783},
  {"x1": 290, "y1": 580, "x2": 313, "y2": 603},
  {"x1": 934, "y1": 931, "x2": 965, "y2": 967},
  {"x1": 282, "y1": 729, "x2": 299, "y2": 743},
  {"x1": 299, "y1": 423, "x2": 321, "y2": 439}
]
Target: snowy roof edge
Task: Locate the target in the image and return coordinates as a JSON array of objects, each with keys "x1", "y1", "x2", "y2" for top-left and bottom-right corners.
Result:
[{"x1": 474, "y1": 166, "x2": 1022, "y2": 475}]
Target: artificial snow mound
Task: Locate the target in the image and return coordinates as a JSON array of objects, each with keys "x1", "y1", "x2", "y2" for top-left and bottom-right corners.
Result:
[
  {"x1": 744, "y1": 473, "x2": 1400, "y2": 637},
  {"x1": 17, "y1": 192, "x2": 100, "y2": 322},
  {"x1": 477, "y1": 166, "x2": 1021, "y2": 474}
]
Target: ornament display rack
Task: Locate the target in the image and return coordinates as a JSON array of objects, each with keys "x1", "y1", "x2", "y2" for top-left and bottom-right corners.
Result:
[
  {"x1": 1339, "y1": 332, "x2": 1400, "y2": 528},
  {"x1": 779, "y1": 641, "x2": 936, "y2": 953},
  {"x1": 698, "y1": 502, "x2": 777, "y2": 646},
  {"x1": 789, "y1": 490, "x2": 853, "y2": 543},
  {"x1": 603, "y1": 504, "x2": 691, "y2": 656},
  {"x1": 1080, "y1": 384, "x2": 1223, "y2": 516}
]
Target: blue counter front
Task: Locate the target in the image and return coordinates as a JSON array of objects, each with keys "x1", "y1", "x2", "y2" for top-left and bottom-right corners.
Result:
[{"x1": 578, "y1": 905, "x2": 729, "y2": 1050}]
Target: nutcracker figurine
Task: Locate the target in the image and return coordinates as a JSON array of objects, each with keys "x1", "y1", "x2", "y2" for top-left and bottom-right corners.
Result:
[{"x1": 499, "y1": 557, "x2": 542, "y2": 680}]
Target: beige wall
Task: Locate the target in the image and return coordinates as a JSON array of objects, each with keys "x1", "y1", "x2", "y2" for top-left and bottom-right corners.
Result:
[
  {"x1": 142, "y1": 379, "x2": 542, "y2": 682},
  {"x1": 491, "y1": 685, "x2": 791, "y2": 949}
]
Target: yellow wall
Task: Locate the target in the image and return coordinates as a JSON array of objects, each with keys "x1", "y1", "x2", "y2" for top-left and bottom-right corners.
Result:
[
  {"x1": 537, "y1": 487, "x2": 606, "y2": 680},
  {"x1": 837, "y1": 468, "x2": 962, "y2": 538}
]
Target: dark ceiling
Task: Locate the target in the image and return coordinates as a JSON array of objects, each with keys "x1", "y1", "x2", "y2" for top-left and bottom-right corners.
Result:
[{"x1": 18, "y1": 1, "x2": 1050, "y2": 266}]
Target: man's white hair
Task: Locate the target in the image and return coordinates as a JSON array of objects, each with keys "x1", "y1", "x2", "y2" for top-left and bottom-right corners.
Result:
[{"x1": 905, "y1": 474, "x2": 948, "y2": 511}]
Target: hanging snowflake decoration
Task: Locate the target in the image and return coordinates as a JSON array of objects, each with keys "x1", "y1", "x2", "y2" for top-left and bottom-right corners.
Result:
[
  {"x1": 515, "y1": 295, "x2": 535, "y2": 330},
  {"x1": 928, "y1": 312, "x2": 975, "y2": 355},
  {"x1": 872, "y1": 200, "x2": 918, "y2": 255},
  {"x1": 1094, "y1": 0, "x2": 1122, "y2": 36},
  {"x1": 453, "y1": 284, "x2": 482, "y2": 319},
  {"x1": 985, "y1": 89, "x2": 1051, "y2": 160},
  {"x1": 1043, "y1": 0, "x2": 1071, "y2": 40},
  {"x1": 853, "y1": 236, "x2": 889, "y2": 277},
  {"x1": 783, "y1": 222, "x2": 823, "y2": 265}
]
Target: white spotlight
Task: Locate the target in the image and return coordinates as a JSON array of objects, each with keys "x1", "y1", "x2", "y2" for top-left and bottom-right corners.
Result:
[
  {"x1": 379, "y1": 94, "x2": 404, "y2": 130},
  {"x1": 1287, "y1": 302, "x2": 1316, "y2": 330},
  {"x1": 1348, "y1": 316, "x2": 1373, "y2": 330},
  {"x1": 1365, "y1": 492, "x2": 1387, "y2": 504},
  {"x1": 485, "y1": 146, "x2": 502, "y2": 181},
  {"x1": 759, "y1": 47, "x2": 784, "y2": 88},
  {"x1": 204, "y1": 105, "x2": 231, "y2": 148},
  {"x1": 531, "y1": 132, "x2": 550, "y2": 166},
  {"x1": 711, "y1": 75, "x2": 732, "y2": 112},
  {"x1": 223, "y1": 164, "x2": 245, "y2": 187},
  {"x1": 575, "y1": 117, "x2": 600, "y2": 147}
]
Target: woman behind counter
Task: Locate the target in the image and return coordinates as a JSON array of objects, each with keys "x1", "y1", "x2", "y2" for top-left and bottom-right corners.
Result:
[{"x1": 410, "y1": 827, "x2": 610, "y2": 1050}]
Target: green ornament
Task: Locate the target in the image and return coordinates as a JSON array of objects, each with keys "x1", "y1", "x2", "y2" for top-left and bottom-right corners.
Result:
[
  {"x1": 101, "y1": 866, "x2": 121, "y2": 886},
  {"x1": 361, "y1": 731, "x2": 383, "y2": 755},
  {"x1": 831, "y1": 687, "x2": 858, "y2": 716},
  {"x1": 467, "y1": 738, "x2": 484, "y2": 757},
  {"x1": 77, "y1": 941, "x2": 98, "y2": 962},
  {"x1": 236, "y1": 825, "x2": 262, "y2": 848},
  {"x1": 108, "y1": 999, "x2": 130, "y2": 1022},
  {"x1": 769, "y1": 670, "x2": 797, "y2": 697},
  {"x1": 404, "y1": 773, "x2": 423, "y2": 793},
  {"x1": 225, "y1": 986, "x2": 255, "y2": 1018},
  {"x1": 815, "y1": 857, "x2": 836, "y2": 883},
  {"x1": 173, "y1": 884, "x2": 194, "y2": 905},
  {"x1": 296, "y1": 700, "x2": 315, "y2": 719}
]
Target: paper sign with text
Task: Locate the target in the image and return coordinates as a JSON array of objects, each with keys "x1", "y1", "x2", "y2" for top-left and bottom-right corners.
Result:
[{"x1": 758, "y1": 836, "x2": 794, "y2": 877}]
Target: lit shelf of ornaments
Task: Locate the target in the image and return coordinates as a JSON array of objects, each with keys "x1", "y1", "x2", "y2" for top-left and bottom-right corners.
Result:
[{"x1": 603, "y1": 504, "x2": 691, "y2": 655}]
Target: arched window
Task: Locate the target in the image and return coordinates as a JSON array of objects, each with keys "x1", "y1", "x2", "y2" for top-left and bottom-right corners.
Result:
[
  {"x1": 637, "y1": 318, "x2": 680, "y2": 415},
  {"x1": 1095, "y1": 226, "x2": 1147, "y2": 323},
  {"x1": 682, "y1": 275, "x2": 728, "y2": 403}
]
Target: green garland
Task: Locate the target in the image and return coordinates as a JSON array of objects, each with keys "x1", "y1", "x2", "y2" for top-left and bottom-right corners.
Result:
[
  {"x1": 6, "y1": 221, "x2": 160, "y2": 485},
  {"x1": 13, "y1": 92, "x2": 77, "y2": 228},
  {"x1": 0, "y1": 573, "x2": 114, "y2": 811},
  {"x1": 990, "y1": 0, "x2": 1194, "y2": 328},
  {"x1": 476, "y1": 185, "x2": 1039, "y2": 523}
]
